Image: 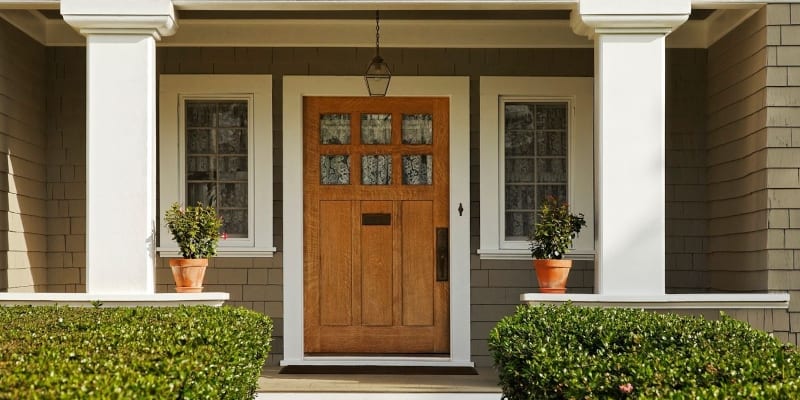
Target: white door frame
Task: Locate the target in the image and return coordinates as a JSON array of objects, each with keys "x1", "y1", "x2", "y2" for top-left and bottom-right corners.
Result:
[{"x1": 281, "y1": 76, "x2": 472, "y2": 367}]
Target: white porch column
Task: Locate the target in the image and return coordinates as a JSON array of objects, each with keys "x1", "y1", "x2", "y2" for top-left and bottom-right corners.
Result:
[
  {"x1": 62, "y1": 0, "x2": 177, "y2": 294},
  {"x1": 573, "y1": 0, "x2": 689, "y2": 295}
]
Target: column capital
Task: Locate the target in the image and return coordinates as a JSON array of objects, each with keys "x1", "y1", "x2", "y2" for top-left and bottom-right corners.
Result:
[
  {"x1": 61, "y1": 0, "x2": 177, "y2": 39},
  {"x1": 571, "y1": 0, "x2": 690, "y2": 38}
]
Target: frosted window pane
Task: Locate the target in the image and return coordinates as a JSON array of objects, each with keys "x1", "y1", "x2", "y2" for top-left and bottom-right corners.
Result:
[
  {"x1": 187, "y1": 129, "x2": 213, "y2": 153},
  {"x1": 218, "y1": 156, "x2": 247, "y2": 180},
  {"x1": 505, "y1": 212, "x2": 535, "y2": 240},
  {"x1": 186, "y1": 103, "x2": 216, "y2": 128},
  {"x1": 220, "y1": 183, "x2": 247, "y2": 208},
  {"x1": 321, "y1": 155, "x2": 350, "y2": 184},
  {"x1": 187, "y1": 156, "x2": 216, "y2": 180},
  {"x1": 505, "y1": 185, "x2": 536, "y2": 211},
  {"x1": 536, "y1": 131, "x2": 567, "y2": 156},
  {"x1": 402, "y1": 114, "x2": 433, "y2": 144},
  {"x1": 220, "y1": 209, "x2": 247, "y2": 236},
  {"x1": 217, "y1": 102, "x2": 248, "y2": 128},
  {"x1": 217, "y1": 129, "x2": 247, "y2": 154},
  {"x1": 361, "y1": 114, "x2": 392, "y2": 144},
  {"x1": 362, "y1": 155, "x2": 392, "y2": 185},
  {"x1": 536, "y1": 158, "x2": 567, "y2": 183},
  {"x1": 321, "y1": 114, "x2": 351, "y2": 144},
  {"x1": 187, "y1": 182, "x2": 216, "y2": 206},
  {"x1": 402, "y1": 155, "x2": 433, "y2": 185},
  {"x1": 505, "y1": 159, "x2": 535, "y2": 183}
]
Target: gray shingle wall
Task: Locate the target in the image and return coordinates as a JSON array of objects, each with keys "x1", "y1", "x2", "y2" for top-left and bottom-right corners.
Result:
[
  {"x1": 707, "y1": 8, "x2": 770, "y2": 292},
  {"x1": 44, "y1": 47, "x2": 86, "y2": 293},
  {"x1": 0, "y1": 18, "x2": 47, "y2": 292},
  {"x1": 666, "y1": 48, "x2": 710, "y2": 293}
]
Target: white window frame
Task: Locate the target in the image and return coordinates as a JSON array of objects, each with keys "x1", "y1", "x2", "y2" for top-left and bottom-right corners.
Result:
[
  {"x1": 158, "y1": 75, "x2": 275, "y2": 257},
  {"x1": 478, "y1": 77, "x2": 594, "y2": 260}
]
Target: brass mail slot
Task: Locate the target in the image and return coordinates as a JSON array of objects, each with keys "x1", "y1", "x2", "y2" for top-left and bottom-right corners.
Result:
[{"x1": 362, "y1": 213, "x2": 391, "y2": 226}]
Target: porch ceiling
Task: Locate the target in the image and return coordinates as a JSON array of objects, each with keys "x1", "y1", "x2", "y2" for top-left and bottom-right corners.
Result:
[{"x1": 0, "y1": 2, "x2": 759, "y2": 48}]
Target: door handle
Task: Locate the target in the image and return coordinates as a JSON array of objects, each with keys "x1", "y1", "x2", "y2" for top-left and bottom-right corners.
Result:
[{"x1": 436, "y1": 227, "x2": 449, "y2": 282}]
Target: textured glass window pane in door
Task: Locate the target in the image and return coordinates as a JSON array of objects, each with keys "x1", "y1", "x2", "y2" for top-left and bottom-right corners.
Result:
[
  {"x1": 503, "y1": 101, "x2": 568, "y2": 239},
  {"x1": 402, "y1": 155, "x2": 433, "y2": 185},
  {"x1": 402, "y1": 114, "x2": 433, "y2": 144},
  {"x1": 185, "y1": 99, "x2": 249, "y2": 237},
  {"x1": 361, "y1": 114, "x2": 392, "y2": 144},
  {"x1": 362, "y1": 155, "x2": 392, "y2": 185},
  {"x1": 320, "y1": 114, "x2": 351, "y2": 144},
  {"x1": 321, "y1": 155, "x2": 350, "y2": 184}
]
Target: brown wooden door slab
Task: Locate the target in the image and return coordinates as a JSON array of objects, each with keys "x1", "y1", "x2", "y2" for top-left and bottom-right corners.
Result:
[{"x1": 304, "y1": 97, "x2": 450, "y2": 354}]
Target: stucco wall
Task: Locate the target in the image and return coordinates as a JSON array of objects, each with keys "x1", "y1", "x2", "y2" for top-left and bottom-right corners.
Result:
[{"x1": 0, "y1": 19, "x2": 47, "y2": 292}]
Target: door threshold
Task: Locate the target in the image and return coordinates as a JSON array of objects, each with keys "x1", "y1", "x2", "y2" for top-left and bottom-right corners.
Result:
[
  {"x1": 279, "y1": 365, "x2": 477, "y2": 375},
  {"x1": 280, "y1": 357, "x2": 474, "y2": 368}
]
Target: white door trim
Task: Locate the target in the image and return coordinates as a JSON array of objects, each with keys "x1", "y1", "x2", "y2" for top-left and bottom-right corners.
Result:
[{"x1": 281, "y1": 76, "x2": 471, "y2": 366}]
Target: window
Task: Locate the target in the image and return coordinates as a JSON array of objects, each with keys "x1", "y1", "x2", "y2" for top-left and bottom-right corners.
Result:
[
  {"x1": 158, "y1": 75, "x2": 274, "y2": 257},
  {"x1": 478, "y1": 77, "x2": 594, "y2": 260},
  {"x1": 503, "y1": 101, "x2": 569, "y2": 241}
]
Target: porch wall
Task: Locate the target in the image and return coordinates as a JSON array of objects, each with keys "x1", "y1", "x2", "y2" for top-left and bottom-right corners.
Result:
[
  {"x1": 44, "y1": 47, "x2": 86, "y2": 293},
  {"x1": 41, "y1": 44, "x2": 712, "y2": 365},
  {"x1": 707, "y1": 7, "x2": 770, "y2": 292},
  {"x1": 0, "y1": 18, "x2": 47, "y2": 292}
]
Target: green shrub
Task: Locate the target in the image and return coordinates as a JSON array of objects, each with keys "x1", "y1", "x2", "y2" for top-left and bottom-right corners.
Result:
[
  {"x1": 0, "y1": 305, "x2": 272, "y2": 399},
  {"x1": 489, "y1": 304, "x2": 800, "y2": 399}
]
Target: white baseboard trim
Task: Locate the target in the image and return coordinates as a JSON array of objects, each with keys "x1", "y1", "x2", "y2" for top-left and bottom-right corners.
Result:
[
  {"x1": 0, "y1": 292, "x2": 230, "y2": 307},
  {"x1": 520, "y1": 293, "x2": 790, "y2": 309}
]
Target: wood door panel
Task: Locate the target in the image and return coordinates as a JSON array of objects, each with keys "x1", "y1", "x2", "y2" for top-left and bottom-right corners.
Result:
[
  {"x1": 402, "y1": 200, "x2": 434, "y2": 327},
  {"x1": 319, "y1": 200, "x2": 353, "y2": 326},
  {"x1": 304, "y1": 96, "x2": 449, "y2": 355},
  {"x1": 361, "y1": 201, "x2": 394, "y2": 327}
]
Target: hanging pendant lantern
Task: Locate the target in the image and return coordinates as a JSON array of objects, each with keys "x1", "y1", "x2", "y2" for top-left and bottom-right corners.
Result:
[{"x1": 365, "y1": 10, "x2": 391, "y2": 96}]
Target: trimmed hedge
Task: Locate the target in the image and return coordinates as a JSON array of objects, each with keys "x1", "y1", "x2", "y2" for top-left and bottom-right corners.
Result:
[
  {"x1": 0, "y1": 305, "x2": 272, "y2": 399},
  {"x1": 489, "y1": 305, "x2": 800, "y2": 399}
]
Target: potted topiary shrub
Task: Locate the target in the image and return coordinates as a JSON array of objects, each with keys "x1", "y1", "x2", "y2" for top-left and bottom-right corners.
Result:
[
  {"x1": 529, "y1": 196, "x2": 586, "y2": 293},
  {"x1": 164, "y1": 202, "x2": 223, "y2": 293}
]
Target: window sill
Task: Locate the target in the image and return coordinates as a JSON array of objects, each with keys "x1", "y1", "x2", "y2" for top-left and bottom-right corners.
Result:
[
  {"x1": 157, "y1": 247, "x2": 277, "y2": 258},
  {"x1": 477, "y1": 248, "x2": 595, "y2": 261}
]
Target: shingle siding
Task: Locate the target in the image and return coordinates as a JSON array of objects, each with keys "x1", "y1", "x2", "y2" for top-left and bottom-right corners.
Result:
[{"x1": 0, "y1": 18, "x2": 47, "y2": 292}]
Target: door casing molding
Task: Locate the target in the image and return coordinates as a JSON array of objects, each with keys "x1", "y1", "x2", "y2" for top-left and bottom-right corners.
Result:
[{"x1": 281, "y1": 76, "x2": 471, "y2": 366}]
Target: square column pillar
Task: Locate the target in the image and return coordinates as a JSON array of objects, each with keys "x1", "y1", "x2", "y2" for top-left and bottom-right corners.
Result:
[
  {"x1": 62, "y1": 0, "x2": 177, "y2": 294},
  {"x1": 572, "y1": 0, "x2": 689, "y2": 295}
]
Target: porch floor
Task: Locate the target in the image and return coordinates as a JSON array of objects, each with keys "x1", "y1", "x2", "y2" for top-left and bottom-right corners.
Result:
[{"x1": 256, "y1": 366, "x2": 502, "y2": 400}]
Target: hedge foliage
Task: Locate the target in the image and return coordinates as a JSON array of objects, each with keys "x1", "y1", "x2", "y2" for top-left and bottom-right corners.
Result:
[
  {"x1": 0, "y1": 305, "x2": 272, "y2": 399},
  {"x1": 489, "y1": 304, "x2": 800, "y2": 399}
]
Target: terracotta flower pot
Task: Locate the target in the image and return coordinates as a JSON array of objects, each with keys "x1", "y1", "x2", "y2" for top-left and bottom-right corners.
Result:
[
  {"x1": 169, "y1": 258, "x2": 209, "y2": 293},
  {"x1": 533, "y1": 259, "x2": 573, "y2": 294}
]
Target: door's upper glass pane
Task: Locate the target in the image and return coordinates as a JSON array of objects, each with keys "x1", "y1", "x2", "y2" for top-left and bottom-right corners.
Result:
[
  {"x1": 320, "y1": 114, "x2": 351, "y2": 144},
  {"x1": 402, "y1": 114, "x2": 433, "y2": 144},
  {"x1": 361, "y1": 114, "x2": 392, "y2": 144},
  {"x1": 321, "y1": 155, "x2": 351, "y2": 185},
  {"x1": 402, "y1": 155, "x2": 433, "y2": 185},
  {"x1": 362, "y1": 154, "x2": 392, "y2": 185}
]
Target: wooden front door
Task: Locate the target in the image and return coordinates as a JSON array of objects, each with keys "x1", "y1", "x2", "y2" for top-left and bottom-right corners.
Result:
[{"x1": 303, "y1": 97, "x2": 450, "y2": 354}]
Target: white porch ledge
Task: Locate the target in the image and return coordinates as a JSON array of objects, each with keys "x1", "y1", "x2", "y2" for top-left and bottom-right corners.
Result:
[
  {"x1": 521, "y1": 293, "x2": 790, "y2": 309},
  {"x1": 0, "y1": 293, "x2": 230, "y2": 307}
]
